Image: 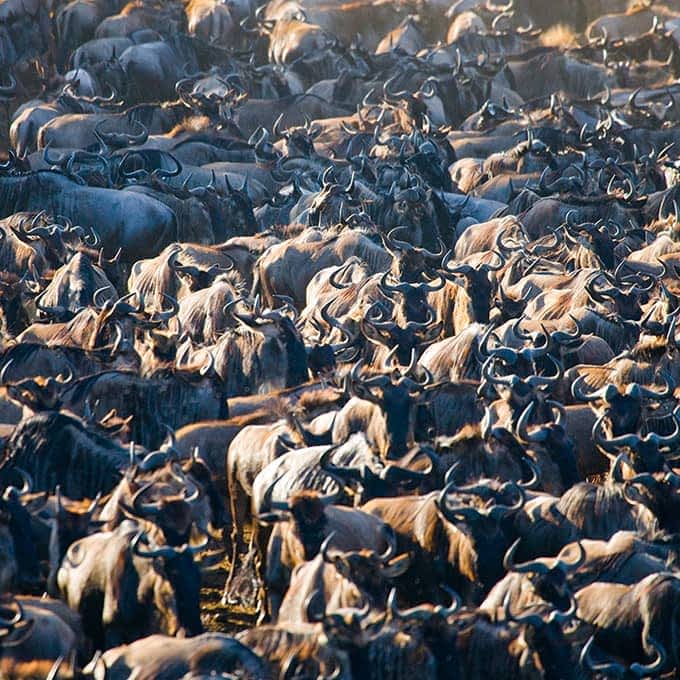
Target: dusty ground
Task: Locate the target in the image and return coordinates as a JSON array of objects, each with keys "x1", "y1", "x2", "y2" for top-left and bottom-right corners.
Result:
[
  {"x1": 200, "y1": 531, "x2": 259, "y2": 635},
  {"x1": 201, "y1": 559, "x2": 258, "y2": 635}
]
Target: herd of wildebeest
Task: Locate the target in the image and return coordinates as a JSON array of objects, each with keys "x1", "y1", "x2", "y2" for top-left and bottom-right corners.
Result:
[{"x1": 7, "y1": 0, "x2": 680, "y2": 677}]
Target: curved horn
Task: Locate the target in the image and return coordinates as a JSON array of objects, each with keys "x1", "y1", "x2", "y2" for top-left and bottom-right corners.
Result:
[
  {"x1": 503, "y1": 538, "x2": 551, "y2": 575},
  {"x1": 592, "y1": 413, "x2": 640, "y2": 454},
  {"x1": 0, "y1": 599, "x2": 24, "y2": 627},
  {"x1": 0, "y1": 72, "x2": 17, "y2": 98},
  {"x1": 516, "y1": 401, "x2": 547, "y2": 443},
  {"x1": 630, "y1": 635, "x2": 667, "y2": 677},
  {"x1": 571, "y1": 375, "x2": 613, "y2": 403},
  {"x1": 502, "y1": 590, "x2": 545, "y2": 628},
  {"x1": 130, "y1": 482, "x2": 162, "y2": 517},
  {"x1": 554, "y1": 541, "x2": 586, "y2": 573},
  {"x1": 131, "y1": 532, "x2": 179, "y2": 559},
  {"x1": 580, "y1": 636, "x2": 627, "y2": 677}
]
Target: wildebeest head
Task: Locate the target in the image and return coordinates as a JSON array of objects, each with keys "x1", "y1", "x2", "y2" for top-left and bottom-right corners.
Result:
[
  {"x1": 435, "y1": 482, "x2": 522, "y2": 592},
  {"x1": 301, "y1": 168, "x2": 361, "y2": 228},
  {"x1": 503, "y1": 537, "x2": 584, "y2": 614},
  {"x1": 439, "y1": 423, "x2": 540, "y2": 495},
  {"x1": 381, "y1": 226, "x2": 445, "y2": 283},
  {"x1": 563, "y1": 212, "x2": 619, "y2": 271},
  {"x1": 580, "y1": 632, "x2": 667, "y2": 680},
  {"x1": 481, "y1": 350, "x2": 563, "y2": 416},
  {"x1": 221, "y1": 175, "x2": 258, "y2": 237},
  {"x1": 361, "y1": 301, "x2": 442, "y2": 367},
  {"x1": 259, "y1": 487, "x2": 338, "y2": 560},
  {"x1": 34, "y1": 251, "x2": 115, "y2": 323},
  {"x1": 381, "y1": 176, "x2": 438, "y2": 249},
  {"x1": 170, "y1": 259, "x2": 235, "y2": 294},
  {"x1": 594, "y1": 409, "x2": 680, "y2": 477},
  {"x1": 442, "y1": 249, "x2": 505, "y2": 324},
  {"x1": 306, "y1": 301, "x2": 358, "y2": 378},
  {"x1": 383, "y1": 72, "x2": 450, "y2": 130},
  {"x1": 273, "y1": 114, "x2": 321, "y2": 157},
  {"x1": 378, "y1": 270, "x2": 445, "y2": 325},
  {"x1": 183, "y1": 173, "x2": 257, "y2": 241},
  {"x1": 0, "y1": 271, "x2": 32, "y2": 337},
  {"x1": 320, "y1": 437, "x2": 436, "y2": 501},
  {"x1": 305, "y1": 342, "x2": 338, "y2": 379},
  {"x1": 233, "y1": 300, "x2": 309, "y2": 387},
  {"x1": 47, "y1": 485, "x2": 101, "y2": 595},
  {"x1": 584, "y1": 270, "x2": 651, "y2": 322},
  {"x1": 131, "y1": 530, "x2": 205, "y2": 637},
  {"x1": 572, "y1": 375, "x2": 673, "y2": 437},
  {"x1": 349, "y1": 358, "x2": 432, "y2": 459},
  {"x1": 86, "y1": 290, "x2": 179, "y2": 358},
  {"x1": 0, "y1": 469, "x2": 45, "y2": 592},
  {"x1": 14, "y1": 212, "x2": 97, "y2": 270},
  {"x1": 288, "y1": 491, "x2": 327, "y2": 553},
  {"x1": 503, "y1": 585, "x2": 581, "y2": 680},
  {"x1": 0, "y1": 358, "x2": 73, "y2": 412},
  {"x1": 320, "y1": 531, "x2": 410, "y2": 604},
  {"x1": 515, "y1": 400, "x2": 580, "y2": 488},
  {"x1": 119, "y1": 465, "x2": 204, "y2": 546},
  {"x1": 622, "y1": 470, "x2": 680, "y2": 534}
]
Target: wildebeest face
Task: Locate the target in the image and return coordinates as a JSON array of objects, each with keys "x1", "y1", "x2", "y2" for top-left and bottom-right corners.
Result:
[
  {"x1": 384, "y1": 188, "x2": 434, "y2": 246},
  {"x1": 160, "y1": 551, "x2": 203, "y2": 636},
  {"x1": 529, "y1": 568, "x2": 571, "y2": 611},
  {"x1": 333, "y1": 550, "x2": 410, "y2": 596},
  {"x1": 306, "y1": 344, "x2": 337, "y2": 378},
  {"x1": 226, "y1": 190, "x2": 257, "y2": 236},
  {"x1": 380, "y1": 384, "x2": 417, "y2": 458},
  {"x1": 155, "y1": 497, "x2": 194, "y2": 545},
  {"x1": 604, "y1": 393, "x2": 643, "y2": 436},
  {"x1": 390, "y1": 249, "x2": 428, "y2": 283},
  {"x1": 0, "y1": 495, "x2": 42, "y2": 592}
]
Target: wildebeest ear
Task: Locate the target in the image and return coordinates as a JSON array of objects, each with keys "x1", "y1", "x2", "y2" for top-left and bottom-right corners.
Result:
[
  {"x1": 333, "y1": 555, "x2": 352, "y2": 579},
  {"x1": 256, "y1": 511, "x2": 288, "y2": 524},
  {"x1": 21, "y1": 492, "x2": 48, "y2": 515},
  {"x1": 276, "y1": 434, "x2": 297, "y2": 452},
  {"x1": 118, "y1": 500, "x2": 143, "y2": 521},
  {"x1": 2, "y1": 619, "x2": 35, "y2": 648},
  {"x1": 381, "y1": 552, "x2": 411, "y2": 578},
  {"x1": 304, "y1": 589, "x2": 326, "y2": 622}
]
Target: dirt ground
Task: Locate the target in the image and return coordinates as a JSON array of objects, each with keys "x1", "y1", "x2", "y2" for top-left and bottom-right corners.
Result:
[
  {"x1": 200, "y1": 530, "x2": 259, "y2": 635},
  {"x1": 201, "y1": 558, "x2": 258, "y2": 635}
]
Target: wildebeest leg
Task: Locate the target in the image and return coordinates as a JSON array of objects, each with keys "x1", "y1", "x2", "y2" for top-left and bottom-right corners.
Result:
[
  {"x1": 80, "y1": 591, "x2": 106, "y2": 652},
  {"x1": 268, "y1": 590, "x2": 283, "y2": 624},
  {"x1": 253, "y1": 520, "x2": 273, "y2": 624},
  {"x1": 223, "y1": 478, "x2": 249, "y2": 601}
]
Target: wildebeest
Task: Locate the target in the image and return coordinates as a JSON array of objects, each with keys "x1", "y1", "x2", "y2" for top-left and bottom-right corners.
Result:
[{"x1": 5, "y1": 1, "x2": 680, "y2": 677}]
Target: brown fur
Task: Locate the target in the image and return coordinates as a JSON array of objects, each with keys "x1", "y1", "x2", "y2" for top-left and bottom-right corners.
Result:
[
  {"x1": 540, "y1": 24, "x2": 578, "y2": 48},
  {"x1": 167, "y1": 116, "x2": 211, "y2": 137},
  {"x1": 289, "y1": 491, "x2": 327, "y2": 528},
  {"x1": 227, "y1": 382, "x2": 344, "y2": 419},
  {"x1": 626, "y1": 0, "x2": 653, "y2": 14}
]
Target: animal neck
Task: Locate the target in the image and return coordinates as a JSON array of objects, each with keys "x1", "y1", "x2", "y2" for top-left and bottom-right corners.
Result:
[{"x1": 0, "y1": 174, "x2": 36, "y2": 218}]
